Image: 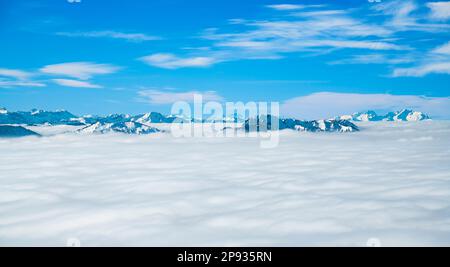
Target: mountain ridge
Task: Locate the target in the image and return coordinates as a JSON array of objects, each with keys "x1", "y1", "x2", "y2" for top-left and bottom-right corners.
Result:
[
  {"x1": 340, "y1": 109, "x2": 430, "y2": 122},
  {"x1": 0, "y1": 108, "x2": 432, "y2": 135}
]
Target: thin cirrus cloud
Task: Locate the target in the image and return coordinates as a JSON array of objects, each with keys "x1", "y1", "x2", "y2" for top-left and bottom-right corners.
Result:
[
  {"x1": 426, "y1": 1, "x2": 450, "y2": 20},
  {"x1": 1, "y1": 62, "x2": 119, "y2": 88},
  {"x1": 281, "y1": 92, "x2": 450, "y2": 120},
  {"x1": 0, "y1": 68, "x2": 33, "y2": 80},
  {"x1": 265, "y1": 4, "x2": 321, "y2": 11},
  {"x1": 52, "y1": 79, "x2": 102, "y2": 89},
  {"x1": 139, "y1": 53, "x2": 218, "y2": 69},
  {"x1": 0, "y1": 80, "x2": 46, "y2": 88},
  {"x1": 266, "y1": 4, "x2": 304, "y2": 10},
  {"x1": 372, "y1": 0, "x2": 418, "y2": 28},
  {"x1": 328, "y1": 54, "x2": 414, "y2": 65},
  {"x1": 141, "y1": 2, "x2": 416, "y2": 70},
  {"x1": 433, "y1": 41, "x2": 450, "y2": 55},
  {"x1": 56, "y1": 30, "x2": 161, "y2": 42},
  {"x1": 139, "y1": 0, "x2": 450, "y2": 77},
  {"x1": 372, "y1": 0, "x2": 450, "y2": 31},
  {"x1": 393, "y1": 62, "x2": 450, "y2": 77},
  {"x1": 40, "y1": 62, "x2": 120, "y2": 80},
  {"x1": 392, "y1": 41, "x2": 450, "y2": 77},
  {"x1": 138, "y1": 89, "x2": 223, "y2": 104},
  {"x1": 0, "y1": 68, "x2": 45, "y2": 88}
]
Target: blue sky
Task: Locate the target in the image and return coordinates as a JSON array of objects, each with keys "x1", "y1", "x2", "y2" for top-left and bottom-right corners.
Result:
[{"x1": 0, "y1": 0, "x2": 450, "y2": 119}]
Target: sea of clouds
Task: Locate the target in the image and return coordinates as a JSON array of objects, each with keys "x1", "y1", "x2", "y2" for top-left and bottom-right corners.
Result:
[{"x1": 1, "y1": 121, "x2": 450, "y2": 246}]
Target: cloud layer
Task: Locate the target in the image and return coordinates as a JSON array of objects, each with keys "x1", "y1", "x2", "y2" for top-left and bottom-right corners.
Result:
[{"x1": 2, "y1": 123, "x2": 450, "y2": 246}]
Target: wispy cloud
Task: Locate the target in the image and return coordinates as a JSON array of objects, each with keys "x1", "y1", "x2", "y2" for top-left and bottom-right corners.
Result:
[
  {"x1": 140, "y1": 0, "x2": 449, "y2": 73},
  {"x1": 139, "y1": 53, "x2": 218, "y2": 69},
  {"x1": 433, "y1": 41, "x2": 450, "y2": 55},
  {"x1": 373, "y1": 0, "x2": 450, "y2": 32},
  {"x1": 266, "y1": 4, "x2": 321, "y2": 11},
  {"x1": 281, "y1": 92, "x2": 450, "y2": 120},
  {"x1": 0, "y1": 68, "x2": 44, "y2": 88},
  {"x1": 40, "y1": 62, "x2": 120, "y2": 80},
  {"x1": 56, "y1": 30, "x2": 161, "y2": 42},
  {"x1": 329, "y1": 54, "x2": 414, "y2": 65},
  {"x1": 0, "y1": 79, "x2": 46, "y2": 88},
  {"x1": 142, "y1": 3, "x2": 415, "y2": 69},
  {"x1": 373, "y1": 0, "x2": 418, "y2": 28},
  {"x1": 0, "y1": 68, "x2": 33, "y2": 80},
  {"x1": 392, "y1": 41, "x2": 450, "y2": 77},
  {"x1": 393, "y1": 62, "x2": 450, "y2": 77},
  {"x1": 52, "y1": 79, "x2": 102, "y2": 88},
  {"x1": 1, "y1": 62, "x2": 119, "y2": 89},
  {"x1": 138, "y1": 89, "x2": 223, "y2": 104},
  {"x1": 427, "y1": 1, "x2": 450, "y2": 20}
]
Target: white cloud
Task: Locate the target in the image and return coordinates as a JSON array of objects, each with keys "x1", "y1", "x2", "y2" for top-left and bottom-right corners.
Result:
[
  {"x1": 0, "y1": 80, "x2": 46, "y2": 88},
  {"x1": 139, "y1": 53, "x2": 218, "y2": 69},
  {"x1": 138, "y1": 89, "x2": 223, "y2": 104},
  {"x1": 200, "y1": 9, "x2": 402, "y2": 60},
  {"x1": 433, "y1": 41, "x2": 450, "y2": 55},
  {"x1": 3, "y1": 126, "x2": 450, "y2": 246},
  {"x1": 0, "y1": 68, "x2": 44, "y2": 88},
  {"x1": 0, "y1": 68, "x2": 33, "y2": 80},
  {"x1": 1, "y1": 63, "x2": 117, "y2": 89},
  {"x1": 142, "y1": 1, "x2": 450, "y2": 70},
  {"x1": 266, "y1": 4, "x2": 307, "y2": 11},
  {"x1": 40, "y1": 62, "x2": 120, "y2": 80},
  {"x1": 393, "y1": 62, "x2": 450, "y2": 77},
  {"x1": 298, "y1": 40, "x2": 406, "y2": 51},
  {"x1": 292, "y1": 10, "x2": 347, "y2": 17},
  {"x1": 373, "y1": 0, "x2": 450, "y2": 32},
  {"x1": 144, "y1": 5, "x2": 410, "y2": 69},
  {"x1": 56, "y1": 31, "x2": 161, "y2": 42},
  {"x1": 392, "y1": 42, "x2": 450, "y2": 77},
  {"x1": 52, "y1": 79, "x2": 102, "y2": 88},
  {"x1": 266, "y1": 4, "x2": 325, "y2": 11},
  {"x1": 373, "y1": 0, "x2": 418, "y2": 27},
  {"x1": 329, "y1": 54, "x2": 413, "y2": 65},
  {"x1": 427, "y1": 1, "x2": 450, "y2": 20},
  {"x1": 281, "y1": 92, "x2": 450, "y2": 120}
]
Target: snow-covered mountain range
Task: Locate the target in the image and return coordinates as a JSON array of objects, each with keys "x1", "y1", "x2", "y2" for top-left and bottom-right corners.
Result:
[
  {"x1": 78, "y1": 121, "x2": 161, "y2": 135},
  {"x1": 339, "y1": 109, "x2": 430, "y2": 122},
  {"x1": 0, "y1": 108, "x2": 79, "y2": 125},
  {"x1": 0, "y1": 107, "x2": 431, "y2": 136},
  {"x1": 244, "y1": 115, "x2": 359, "y2": 132}
]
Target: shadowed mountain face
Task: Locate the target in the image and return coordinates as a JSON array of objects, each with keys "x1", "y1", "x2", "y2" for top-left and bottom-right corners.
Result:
[{"x1": 0, "y1": 125, "x2": 40, "y2": 138}]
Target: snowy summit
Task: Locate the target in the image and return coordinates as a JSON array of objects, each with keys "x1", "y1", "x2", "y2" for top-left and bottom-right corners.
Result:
[{"x1": 342, "y1": 109, "x2": 430, "y2": 122}]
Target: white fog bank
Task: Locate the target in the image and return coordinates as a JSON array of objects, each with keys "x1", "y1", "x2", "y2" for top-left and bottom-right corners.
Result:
[{"x1": 1, "y1": 121, "x2": 450, "y2": 246}]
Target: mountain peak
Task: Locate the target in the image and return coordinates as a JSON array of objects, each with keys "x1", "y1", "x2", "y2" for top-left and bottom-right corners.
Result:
[
  {"x1": 244, "y1": 115, "x2": 359, "y2": 133},
  {"x1": 344, "y1": 110, "x2": 430, "y2": 122},
  {"x1": 78, "y1": 121, "x2": 161, "y2": 135}
]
